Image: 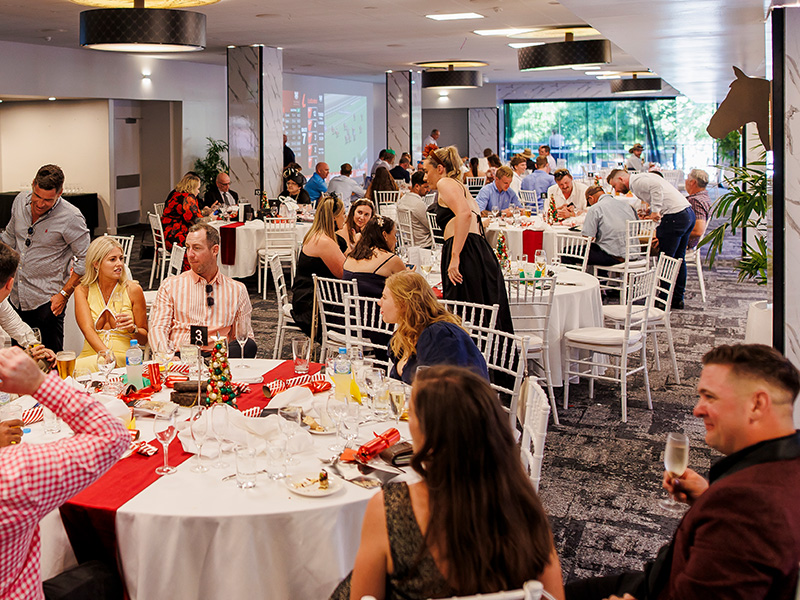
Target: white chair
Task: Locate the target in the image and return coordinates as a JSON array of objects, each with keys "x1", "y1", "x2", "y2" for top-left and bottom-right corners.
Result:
[
  {"x1": 684, "y1": 246, "x2": 706, "y2": 302},
  {"x1": 465, "y1": 176, "x2": 486, "y2": 188},
  {"x1": 257, "y1": 218, "x2": 297, "y2": 299},
  {"x1": 554, "y1": 233, "x2": 591, "y2": 273},
  {"x1": 441, "y1": 299, "x2": 499, "y2": 356},
  {"x1": 592, "y1": 219, "x2": 655, "y2": 303},
  {"x1": 427, "y1": 212, "x2": 445, "y2": 248},
  {"x1": 519, "y1": 190, "x2": 542, "y2": 216},
  {"x1": 103, "y1": 234, "x2": 135, "y2": 267},
  {"x1": 374, "y1": 190, "x2": 401, "y2": 216},
  {"x1": 483, "y1": 329, "x2": 530, "y2": 429},
  {"x1": 314, "y1": 275, "x2": 359, "y2": 362},
  {"x1": 423, "y1": 580, "x2": 544, "y2": 600},
  {"x1": 144, "y1": 244, "x2": 184, "y2": 314},
  {"x1": 147, "y1": 212, "x2": 170, "y2": 289},
  {"x1": 395, "y1": 208, "x2": 416, "y2": 248},
  {"x1": 603, "y1": 254, "x2": 683, "y2": 385},
  {"x1": 504, "y1": 276, "x2": 559, "y2": 424},
  {"x1": 343, "y1": 293, "x2": 396, "y2": 371},
  {"x1": 422, "y1": 192, "x2": 437, "y2": 208},
  {"x1": 563, "y1": 268, "x2": 655, "y2": 422},
  {"x1": 393, "y1": 179, "x2": 406, "y2": 189},
  {"x1": 153, "y1": 202, "x2": 165, "y2": 218},
  {"x1": 519, "y1": 378, "x2": 551, "y2": 492},
  {"x1": 269, "y1": 254, "x2": 303, "y2": 359}
]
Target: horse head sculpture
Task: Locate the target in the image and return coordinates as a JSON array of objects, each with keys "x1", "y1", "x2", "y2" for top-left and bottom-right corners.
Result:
[{"x1": 707, "y1": 66, "x2": 771, "y2": 151}]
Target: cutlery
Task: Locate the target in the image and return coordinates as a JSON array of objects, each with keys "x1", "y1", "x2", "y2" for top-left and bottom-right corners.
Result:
[{"x1": 222, "y1": 469, "x2": 268, "y2": 481}]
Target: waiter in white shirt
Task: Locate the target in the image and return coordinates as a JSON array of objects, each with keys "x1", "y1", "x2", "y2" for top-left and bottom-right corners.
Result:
[
  {"x1": 423, "y1": 129, "x2": 440, "y2": 148},
  {"x1": 608, "y1": 169, "x2": 695, "y2": 309}
]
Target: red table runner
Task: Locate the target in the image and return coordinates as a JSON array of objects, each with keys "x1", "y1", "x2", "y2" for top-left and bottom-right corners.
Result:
[
  {"x1": 219, "y1": 221, "x2": 245, "y2": 265},
  {"x1": 59, "y1": 360, "x2": 322, "y2": 576}
]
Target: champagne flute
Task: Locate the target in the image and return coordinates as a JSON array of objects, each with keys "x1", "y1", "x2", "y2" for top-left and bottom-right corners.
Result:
[
  {"x1": 278, "y1": 406, "x2": 302, "y2": 465},
  {"x1": 389, "y1": 381, "x2": 406, "y2": 424},
  {"x1": 659, "y1": 432, "x2": 690, "y2": 512},
  {"x1": 534, "y1": 249, "x2": 547, "y2": 276},
  {"x1": 97, "y1": 349, "x2": 117, "y2": 392},
  {"x1": 210, "y1": 403, "x2": 229, "y2": 469},
  {"x1": 154, "y1": 410, "x2": 178, "y2": 475},
  {"x1": 235, "y1": 322, "x2": 250, "y2": 369},
  {"x1": 189, "y1": 405, "x2": 209, "y2": 473}
]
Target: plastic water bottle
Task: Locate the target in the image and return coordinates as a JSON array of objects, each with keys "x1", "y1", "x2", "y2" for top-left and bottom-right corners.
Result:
[
  {"x1": 333, "y1": 348, "x2": 351, "y2": 402},
  {"x1": 125, "y1": 340, "x2": 144, "y2": 389}
]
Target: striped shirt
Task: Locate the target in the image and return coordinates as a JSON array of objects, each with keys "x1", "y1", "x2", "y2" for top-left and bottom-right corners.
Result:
[
  {"x1": 0, "y1": 373, "x2": 128, "y2": 600},
  {"x1": 148, "y1": 268, "x2": 254, "y2": 352},
  {"x1": 0, "y1": 193, "x2": 90, "y2": 311}
]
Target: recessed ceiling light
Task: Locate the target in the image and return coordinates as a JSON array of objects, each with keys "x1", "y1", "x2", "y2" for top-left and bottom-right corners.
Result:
[
  {"x1": 596, "y1": 74, "x2": 620, "y2": 80},
  {"x1": 227, "y1": 45, "x2": 235, "y2": 48},
  {"x1": 439, "y1": 90, "x2": 449, "y2": 97},
  {"x1": 473, "y1": 28, "x2": 535, "y2": 36},
  {"x1": 415, "y1": 60, "x2": 488, "y2": 68},
  {"x1": 508, "y1": 42, "x2": 544, "y2": 49},
  {"x1": 426, "y1": 13, "x2": 484, "y2": 21},
  {"x1": 48, "y1": 97, "x2": 56, "y2": 101},
  {"x1": 593, "y1": 71, "x2": 619, "y2": 76}
]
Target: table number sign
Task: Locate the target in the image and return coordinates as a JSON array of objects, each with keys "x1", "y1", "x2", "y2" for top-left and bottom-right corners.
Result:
[{"x1": 190, "y1": 325, "x2": 208, "y2": 347}]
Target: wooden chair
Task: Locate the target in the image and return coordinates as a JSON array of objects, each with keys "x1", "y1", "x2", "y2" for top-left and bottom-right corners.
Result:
[
  {"x1": 395, "y1": 208, "x2": 416, "y2": 248},
  {"x1": 592, "y1": 220, "x2": 655, "y2": 303},
  {"x1": 519, "y1": 190, "x2": 542, "y2": 215},
  {"x1": 343, "y1": 293, "x2": 396, "y2": 372},
  {"x1": 684, "y1": 246, "x2": 706, "y2": 302},
  {"x1": 144, "y1": 244, "x2": 185, "y2": 315},
  {"x1": 153, "y1": 202, "x2": 165, "y2": 218},
  {"x1": 441, "y1": 299, "x2": 499, "y2": 356},
  {"x1": 313, "y1": 275, "x2": 359, "y2": 362},
  {"x1": 373, "y1": 190, "x2": 401, "y2": 217},
  {"x1": 426, "y1": 212, "x2": 445, "y2": 248}
]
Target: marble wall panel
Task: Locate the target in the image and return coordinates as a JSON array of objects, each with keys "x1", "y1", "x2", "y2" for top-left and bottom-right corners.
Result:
[
  {"x1": 228, "y1": 46, "x2": 260, "y2": 201},
  {"x1": 261, "y1": 47, "x2": 283, "y2": 197},
  {"x1": 387, "y1": 71, "x2": 411, "y2": 154},
  {"x1": 411, "y1": 74, "x2": 422, "y2": 163},
  {"x1": 468, "y1": 107, "x2": 498, "y2": 158}
]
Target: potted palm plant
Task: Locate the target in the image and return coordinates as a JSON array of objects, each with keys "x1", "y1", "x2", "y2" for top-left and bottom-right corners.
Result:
[{"x1": 193, "y1": 138, "x2": 229, "y2": 196}]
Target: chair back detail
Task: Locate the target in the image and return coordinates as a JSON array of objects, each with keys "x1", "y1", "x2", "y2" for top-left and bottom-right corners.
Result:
[
  {"x1": 153, "y1": 202, "x2": 165, "y2": 218},
  {"x1": 343, "y1": 293, "x2": 396, "y2": 371},
  {"x1": 167, "y1": 245, "x2": 185, "y2": 278},
  {"x1": 313, "y1": 275, "x2": 359, "y2": 360},
  {"x1": 519, "y1": 378, "x2": 551, "y2": 492},
  {"x1": 374, "y1": 190, "x2": 401, "y2": 216},
  {"x1": 268, "y1": 254, "x2": 302, "y2": 359},
  {"x1": 426, "y1": 212, "x2": 445, "y2": 248},
  {"x1": 422, "y1": 192, "x2": 437, "y2": 208},
  {"x1": 426, "y1": 578, "x2": 544, "y2": 600},
  {"x1": 103, "y1": 234, "x2": 135, "y2": 267},
  {"x1": 518, "y1": 190, "x2": 542, "y2": 216},
  {"x1": 441, "y1": 300, "x2": 499, "y2": 355},
  {"x1": 554, "y1": 234, "x2": 591, "y2": 272},
  {"x1": 395, "y1": 208, "x2": 416, "y2": 248},
  {"x1": 147, "y1": 212, "x2": 168, "y2": 289}
]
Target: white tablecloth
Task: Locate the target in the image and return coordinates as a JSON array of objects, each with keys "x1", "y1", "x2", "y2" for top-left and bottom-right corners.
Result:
[
  {"x1": 34, "y1": 359, "x2": 410, "y2": 599},
  {"x1": 209, "y1": 220, "x2": 311, "y2": 279}
]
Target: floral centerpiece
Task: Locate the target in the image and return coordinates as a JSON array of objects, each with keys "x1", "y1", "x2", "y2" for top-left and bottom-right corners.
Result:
[{"x1": 422, "y1": 143, "x2": 438, "y2": 159}]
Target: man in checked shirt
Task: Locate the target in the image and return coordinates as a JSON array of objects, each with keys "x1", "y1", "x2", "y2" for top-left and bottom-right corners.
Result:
[{"x1": 0, "y1": 347, "x2": 129, "y2": 598}]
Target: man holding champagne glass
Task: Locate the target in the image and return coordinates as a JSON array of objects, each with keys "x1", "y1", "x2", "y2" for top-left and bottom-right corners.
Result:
[{"x1": 567, "y1": 344, "x2": 800, "y2": 600}]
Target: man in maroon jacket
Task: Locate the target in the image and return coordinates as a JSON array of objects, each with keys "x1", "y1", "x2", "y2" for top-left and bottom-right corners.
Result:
[{"x1": 567, "y1": 343, "x2": 800, "y2": 600}]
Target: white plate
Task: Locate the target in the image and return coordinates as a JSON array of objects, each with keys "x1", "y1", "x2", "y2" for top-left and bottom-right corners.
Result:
[
  {"x1": 284, "y1": 472, "x2": 343, "y2": 497},
  {"x1": 308, "y1": 427, "x2": 336, "y2": 436}
]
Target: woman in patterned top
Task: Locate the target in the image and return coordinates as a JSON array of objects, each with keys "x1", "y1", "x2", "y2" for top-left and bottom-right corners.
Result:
[
  {"x1": 331, "y1": 365, "x2": 564, "y2": 600},
  {"x1": 161, "y1": 172, "x2": 204, "y2": 251}
]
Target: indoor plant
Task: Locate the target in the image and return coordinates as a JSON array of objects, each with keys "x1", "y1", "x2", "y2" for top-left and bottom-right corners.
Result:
[{"x1": 193, "y1": 138, "x2": 229, "y2": 195}]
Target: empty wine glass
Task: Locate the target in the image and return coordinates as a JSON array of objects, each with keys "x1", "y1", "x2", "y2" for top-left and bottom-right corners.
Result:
[
  {"x1": 154, "y1": 409, "x2": 178, "y2": 475},
  {"x1": 190, "y1": 405, "x2": 209, "y2": 473},
  {"x1": 491, "y1": 206, "x2": 500, "y2": 220},
  {"x1": 363, "y1": 368, "x2": 385, "y2": 421},
  {"x1": 278, "y1": 406, "x2": 302, "y2": 465},
  {"x1": 210, "y1": 403, "x2": 229, "y2": 469},
  {"x1": 659, "y1": 432, "x2": 690, "y2": 512},
  {"x1": 341, "y1": 403, "x2": 360, "y2": 448},
  {"x1": 235, "y1": 322, "x2": 250, "y2": 368},
  {"x1": 97, "y1": 349, "x2": 117, "y2": 392}
]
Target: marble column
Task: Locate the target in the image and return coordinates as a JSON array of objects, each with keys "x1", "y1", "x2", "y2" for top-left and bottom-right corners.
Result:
[
  {"x1": 468, "y1": 108, "x2": 498, "y2": 158},
  {"x1": 386, "y1": 71, "x2": 422, "y2": 161},
  {"x1": 227, "y1": 46, "x2": 283, "y2": 202}
]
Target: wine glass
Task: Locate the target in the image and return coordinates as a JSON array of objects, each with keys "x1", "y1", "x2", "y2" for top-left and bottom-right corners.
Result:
[
  {"x1": 209, "y1": 403, "x2": 229, "y2": 469},
  {"x1": 341, "y1": 403, "x2": 360, "y2": 448},
  {"x1": 326, "y1": 393, "x2": 347, "y2": 453},
  {"x1": 278, "y1": 406, "x2": 302, "y2": 465},
  {"x1": 659, "y1": 432, "x2": 690, "y2": 512},
  {"x1": 389, "y1": 381, "x2": 406, "y2": 424},
  {"x1": 534, "y1": 249, "x2": 547, "y2": 275},
  {"x1": 154, "y1": 409, "x2": 178, "y2": 475},
  {"x1": 363, "y1": 368, "x2": 385, "y2": 421},
  {"x1": 28, "y1": 328, "x2": 42, "y2": 350},
  {"x1": 97, "y1": 349, "x2": 117, "y2": 392},
  {"x1": 189, "y1": 405, "x2": 209, "y2": 473},
  {"x1": 491, "y1": 206, "x2": 500, "y2": 220},
  {"x1": 235, "y1": 322, "x2": 250, "y2": 368}
]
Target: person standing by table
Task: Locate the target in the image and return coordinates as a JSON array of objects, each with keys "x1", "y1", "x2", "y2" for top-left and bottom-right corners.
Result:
[
  {"x1": 625, "y1": 143, "x2": 647, "y2": 172},
  {"x1": 608, "y1": 169, "x2": 695, "y2": 309},
  {"x1": 425, "y1": 146, "x2": 513, "y2": 334},
  {"x1": 1, "y1": 164, "x2": 90, "y2": 353}
]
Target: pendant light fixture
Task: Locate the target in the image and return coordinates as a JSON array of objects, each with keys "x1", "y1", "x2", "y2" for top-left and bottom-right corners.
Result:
[
  {"x1": 80, "y1": 0, "x2": 206, "y2": 53},
  {"x1": 421, "y1": 64, "x2": 484, "y2": 89},
  {"x1": 610, "y1": 74, "x2": 663, "y2": 94},
  {"x1": 518, "y1": 32, "x2": 611, "y2": 71}
]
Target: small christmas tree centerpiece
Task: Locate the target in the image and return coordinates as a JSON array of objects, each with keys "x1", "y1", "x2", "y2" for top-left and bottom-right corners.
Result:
[
  {"x1": 205, "y1": 337, "x2": 239, "y2": 407},
  {"x1": 495, "y1": 230, "x2": 510, "y2": 272}
]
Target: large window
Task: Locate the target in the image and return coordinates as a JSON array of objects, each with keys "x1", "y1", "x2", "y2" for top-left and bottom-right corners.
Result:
[{"x1": 504, "y1": 96, "x2": 716, "y2": 174}]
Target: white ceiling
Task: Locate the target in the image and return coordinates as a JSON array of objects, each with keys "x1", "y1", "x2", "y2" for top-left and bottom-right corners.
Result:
[{"x1": 0, "y1": 0, "x2": 769, "y2": 102}]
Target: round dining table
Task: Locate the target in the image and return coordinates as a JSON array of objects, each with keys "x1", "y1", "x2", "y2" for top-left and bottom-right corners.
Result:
[{"x1": 33, "y1": 359, "x2": 409, "y2": 599}]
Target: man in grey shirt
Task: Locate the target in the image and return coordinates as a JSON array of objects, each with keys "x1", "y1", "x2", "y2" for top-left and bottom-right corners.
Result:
[
  {"x1": 582, "y1": 186, "x2": 638, "y2": 266},
  {"x1": 1, "y1": 165, "x2": 90, "y2": 351},
  {"x1": 326, "y1": 163, "x2": 366, "y2": 209},
  {"x1": 396, "y1": 171, "x2": 432, "y2": 248}
]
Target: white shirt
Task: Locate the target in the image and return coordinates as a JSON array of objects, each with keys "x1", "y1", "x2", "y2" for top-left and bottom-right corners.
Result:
[
  {"x1": 423, "y1": 136, "x2": 438, "y2": 147},
  {"x1": 547, "y1": 180, "x2": 589, "y2": 213},
  {"x1": 546, "y1": 154, "x2": 557, "y2": 172},
  {"x1": 625, "y1": 154, "x2": 645, "y2": 172},
  {"x1": 326, "y1": 175, "x2": 366, "y2": 208},
  {"x1": 0, "y1": 298, "x2": 37, "y2": 346},
  {"x1": 510, "y1": 172, "x2": 524, "y2": 195},
  {"x1": 629, "y1": 172, "x2": 690, "y2": 216}
]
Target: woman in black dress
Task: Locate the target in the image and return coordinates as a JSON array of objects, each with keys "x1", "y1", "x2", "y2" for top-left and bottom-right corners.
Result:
[
  {"x1": 290, "y1": 194, "x2": 346, "y2": 337},
  {"x1": 424, "y1": 146, "x2": 513, "y2": 333}
]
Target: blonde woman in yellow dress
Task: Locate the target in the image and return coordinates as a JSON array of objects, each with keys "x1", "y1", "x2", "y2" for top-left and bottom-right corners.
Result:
[{"x1": 75, "y1": 237, "x2": 148, "y2": 370}]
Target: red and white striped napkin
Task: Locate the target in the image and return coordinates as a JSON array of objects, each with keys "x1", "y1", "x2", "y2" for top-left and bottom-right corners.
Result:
[
  {"x1": 239, "y1": 406, "x2": 262, "y2": 418},
  {"x1": 22, "y1": 406, "x2": 43, "y2": 425},
  {"x1": 266, "y1": 372, "x2": 327, "y2": 395},
  {"x1": 168, "y1": 363, "x2": 190, "y2": 375},
  {"x1": 131, "y1": 440, "x2": 158, "y2": 456},
  {"x1": 231, "y1": 381, "x2": 250, "y2": 395}
]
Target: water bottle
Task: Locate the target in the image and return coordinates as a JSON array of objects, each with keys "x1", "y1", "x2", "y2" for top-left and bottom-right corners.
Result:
[
  {"x1": 333, "y1": 347, "x2": 351, "y2": 402},
  {"x1": 125, "y1": 340, "x2": 144, "y2": 389}
]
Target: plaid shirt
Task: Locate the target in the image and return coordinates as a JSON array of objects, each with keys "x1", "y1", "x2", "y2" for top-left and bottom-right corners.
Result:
[{"x1": 0, "y1": 374, "x2": 129, "y2": 599}]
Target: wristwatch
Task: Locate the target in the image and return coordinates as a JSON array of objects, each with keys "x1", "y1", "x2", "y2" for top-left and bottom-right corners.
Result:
[{"x1": 59, "y1": 290, "x2": 69, "y2": 298}]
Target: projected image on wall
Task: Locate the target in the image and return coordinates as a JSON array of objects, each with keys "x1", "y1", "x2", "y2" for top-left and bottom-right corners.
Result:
[{"x1": 324, "y1": 94, "x2": 368, "y2": 178}]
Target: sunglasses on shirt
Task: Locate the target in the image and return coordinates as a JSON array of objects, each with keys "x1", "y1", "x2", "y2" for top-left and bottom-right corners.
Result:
[{"x1": 206, "y1": 284, "x2": 214, "y2": 307}]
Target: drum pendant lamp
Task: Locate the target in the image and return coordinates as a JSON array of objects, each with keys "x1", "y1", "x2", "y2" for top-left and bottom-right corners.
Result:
[
  {"x1": 422, "y1": 64, "x2": 483, "y2": 89},
  {"x1": 518, "y1": 33, "x2": 611, "y2": 71},
  {"x1": 611, "y1": 74, "x2": 663, "y2": 94}
]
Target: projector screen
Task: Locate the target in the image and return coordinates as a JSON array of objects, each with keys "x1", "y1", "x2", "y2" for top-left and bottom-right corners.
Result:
[{"x1": 283, "y1": 90, "x2": 369, "y2": 179}]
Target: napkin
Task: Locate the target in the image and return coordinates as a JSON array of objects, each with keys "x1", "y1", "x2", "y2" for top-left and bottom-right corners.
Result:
[
  {"x1": 229, "y1": 367, "x2": 263, "y2": 385},
  {"x1": 96, "y1": 396, "x2": 133, "y2": 421},
  {"x1": 22, "y1": 406, "x2": 43, "y2": 425},
  {"x1": 267, "y1": 386, "x2": 315, "y2": 411}
]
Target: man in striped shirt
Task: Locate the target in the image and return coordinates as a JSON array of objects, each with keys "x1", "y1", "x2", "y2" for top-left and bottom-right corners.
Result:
[{"x1": 149, "y1": 223, "x2": 256, "y2": 356}]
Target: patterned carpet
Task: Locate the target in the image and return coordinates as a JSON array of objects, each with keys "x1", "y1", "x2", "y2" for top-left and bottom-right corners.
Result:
[{"x1": 126, "y1": 203, "x2": 766, "y2": 584}]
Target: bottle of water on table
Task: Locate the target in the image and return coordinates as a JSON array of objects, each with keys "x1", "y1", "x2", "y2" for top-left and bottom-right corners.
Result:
[{"x1": 126, "y1": 340, "x2": 144, "y2": 389}]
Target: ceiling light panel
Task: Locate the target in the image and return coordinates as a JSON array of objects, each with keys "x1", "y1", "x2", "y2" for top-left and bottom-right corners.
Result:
[{"x1": 425, "y1": 13, "x2": 484, "y2": 21}]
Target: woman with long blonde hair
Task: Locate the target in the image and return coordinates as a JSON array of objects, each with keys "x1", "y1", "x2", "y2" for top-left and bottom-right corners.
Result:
[
  {"x1": 161, "y1": 171, "x2": 205, "y2": 253},
  {"x1": 291, "y1": 194, "x2": 346, "y2": 338},
  {"x1": 75, "y1": 236, "x2": 148, "y2": 370},
  {"x1": 378, "y1": 271, "x2": 487, "y2": 384},
  {"x1": 425, "y1": 146, "x2": 513, "y2": 334}
]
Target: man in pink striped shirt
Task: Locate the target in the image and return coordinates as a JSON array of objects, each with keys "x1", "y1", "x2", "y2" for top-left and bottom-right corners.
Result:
[
  {"x1": 149, "y1": 223, "x2": 255, "y2": 356},
  {"x1": 0, "y1": 347, "x2": 129, "y2": 599}
]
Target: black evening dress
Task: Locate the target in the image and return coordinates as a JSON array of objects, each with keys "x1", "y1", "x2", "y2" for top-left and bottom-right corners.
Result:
[{"x1": 291, "y1": 251, "x2": 335, "y2": 338}]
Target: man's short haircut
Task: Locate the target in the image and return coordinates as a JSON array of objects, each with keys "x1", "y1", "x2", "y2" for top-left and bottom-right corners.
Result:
[
  {"x1": 535, "y1": 156, "x2": 548, "y2": 169},
  {"x1": 703, "y1": 344, "x2": 800, "y2": 403},
  {"x1": 553, "y1": 168, "x2": 572, "y2": 182},
  {"x1": 483, "y1": 148, "x2": 493, "y2": 157},
  {"x1": 431, "y1": 129, "x2": 439, "y2": 135},
  {"x1": 585, "y1": 185, "x2": 604, "y2": 200},
  {"x1": 379, "y1": 149, "x2": 388, "y2": 160},
  {"x1": 188, "y1": 222, "x2": 220, "y2": 248},
  {"x1": 510, "y1": 156, "x2": 527, "y2": 168},
  {"x1": 688, "y1": 168, "x2": 709, "y2": 188},
  {"x1": 340, "y1": 163, "x2": 353, "y2": 176},
  {"x1": 33, "y1": 164, "x2": 65, "y2": 191},
  {"x1": 495, "y1": 166, "x2": 514, "y2": 180},
  {"x1": 0, "y1": 242, "x2": 20, "y2": 288},
  {"x1": 399, "y1": 156, "x2": 410, "y2": 166},
  {"x1": 607, "y1": 168, "x2": 626, "y2": 184},
  {"x1": 410, "y1": 170, "x2": 426, "y2": 188},
  {"x1": 540, "y1": 145, "x2": 551, "y2": 153}
]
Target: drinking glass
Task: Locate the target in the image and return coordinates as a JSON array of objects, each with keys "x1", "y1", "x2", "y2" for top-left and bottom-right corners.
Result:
[
  {"x1": 373, "y1": 383, "x2": 391, "y2": 421},
  {"x1": 153, "y1": 410, "x2": 178, "y2": 475},
  {"x1": 291, "y1": 337, "x2": 310, "y2": 374},
  {"x1": 96, "y1": 349, "x2": 116, "y2": 392},
  {"x1": 326, "y1": 394, "x2": 347, "y2": 453},
  {"x1": 534, "y1": 249, "x2": 547, "y2": 276},
  {"x1": 189, "y1": 405, "x2": 209, "y2": 473},
  {"x1": 278, "y1": 406, "x2": 302, "y2": 465},
  {"x1": 56, "y1": 351, "x2": 76, "y2": 380},
  {"x1": 210, "y1": 403, "x2": 229, "y2": 469},
  {"x1": 363, "y1": 368, "x2": 385, "y2": 421},
  {"x1": 42, "y1": 406, "x2": 61, "y2": 434},
  {"x1": 235, "y1": 322, "x2": 250, "y2": 368},
  {"x1": 389, "y1": 381, "x2": 406, "y2": 424},
  {"x1": 341, "y1": 403, "x2": 360, "y2": 448},
  {"x1": 659, "y1": 432, "x2": 690, "y2": 512},
  {"x1": 265, "y1": 437, "x2": 288, "y2": 480},
  {"x1": 235, "y1": 445, "x2": 258, "y2": 489},
  {"x1": 491, "y1": 206, "x2": 500, "y2": 220},
  {"x1": 181, "y1": 344, "x2": 200, "y2": 379}
]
